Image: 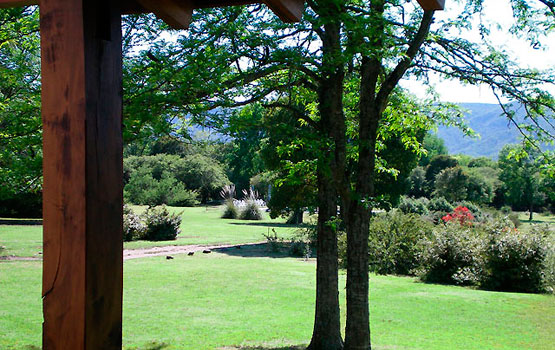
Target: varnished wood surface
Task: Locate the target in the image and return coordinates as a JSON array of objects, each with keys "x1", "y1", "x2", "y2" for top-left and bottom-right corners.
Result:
[
  {"x1": 41, "y1": 0, "x2": 123, "y2": 348},
  {"x1": 417, "y1": 0, "x2": 445, "y2": 11},
  {"x1": 137, "y1": 0, "x2": 193, "y2": 29},
  {"x1": 0, "y1": 0, "x2": 37, "y2": 8}
]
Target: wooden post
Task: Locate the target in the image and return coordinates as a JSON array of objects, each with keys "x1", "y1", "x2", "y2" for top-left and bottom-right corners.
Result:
[{"x1": 40, "y1": 0, "x2": 123, "y2": 348}]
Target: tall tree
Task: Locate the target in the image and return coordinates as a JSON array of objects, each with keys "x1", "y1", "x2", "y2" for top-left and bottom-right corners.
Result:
[
  {"x1": 115, "y1": 2, "x2": 554, "y2": 349},
  {"x1": 498, "y1": 144, "x2": 546, "y2": 220}
]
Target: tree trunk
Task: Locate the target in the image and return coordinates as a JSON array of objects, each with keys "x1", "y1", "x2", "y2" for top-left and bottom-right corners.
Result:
[
  {"x1": 287, "y1": 209, "x2": 304, "y2": 224},
  {"x1": 307, "y1": 162, "x2": 343, "y2": 350},
  {"x1": 529, "y1": 203, "x2": 534, "y2": 221},
  {"x1": 344, "y1": 203, "x2": 371, "y2": 350},
  {"x1": 308, "y1": 9, "x2": 345, "y2": 350}
]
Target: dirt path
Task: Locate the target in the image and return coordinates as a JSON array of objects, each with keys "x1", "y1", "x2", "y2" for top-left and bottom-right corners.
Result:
[
  {"x1": 123, "y1": 241, "x2": 266, "y2": 260},
  {"x1": 1, "y1": 241, "x2": 269, "y2": 262}
]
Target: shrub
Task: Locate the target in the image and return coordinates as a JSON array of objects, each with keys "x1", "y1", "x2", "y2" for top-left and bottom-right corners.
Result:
[
  {"x1": 482, "y1": 224, "x2": 548, "y2": 293},
  {"x1": 262, "y1": 228, "x2": 283, "y2": 252},
  {"x1": 288, "y1": 225, "x2": 316, "y2": 258},
  {"x1": 442, "y1": 206, "x2": 475, "y2": 226},
  {"x1": 124, "y1": 167, "x2": 199, "y2": 207},
  {"x1": 221, "y1": 199, "x2": 239, "y2": 219},
  {"x1": 367, "y1": 210, "x2": 434, "y2": 275},
  {"x1": 419, "y1": 223, "x2": 486, "y2": 285},
  {"x1": 141, "y1": 206, "x2": 182, "y2": 241},
  {"x1": 240, "y1": 201, "x2": 263, "y2": 220},
  {"x1": 543, "y1": 230, "x2": 555, "y2": 293},
  {"x1": 239, "y1": 189, "x2": 263, "y2": 220},
  {"x1": 123, "y1": 205, "x2": 146, "y2": 241},
  {"x1": 428, "y1": 196, "x2": 454, "y2": 213},
  {"x1": 507, "y1": 212, "x2": 521, "y2": 228},
  {"x1": 398, "y1": 196, "x2": 429, "y2": 215}
]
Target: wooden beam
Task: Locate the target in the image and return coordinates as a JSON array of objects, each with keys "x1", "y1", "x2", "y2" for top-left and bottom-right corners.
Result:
[
  {"x1": 417, "y1": 0, "x2": 445, "y2": 11},
  {"x1": 264, "y1": 0, "x2": 304, "y2": 22},
  {"x1": 0, "y1": 0, "x2": 37, "y2": 7},
  {"x1": 136, "y1": 0, "x2": 193, "y2": 29},
  {"x1": 40, "y1": 0, "x2": 123, "y2": 348}
]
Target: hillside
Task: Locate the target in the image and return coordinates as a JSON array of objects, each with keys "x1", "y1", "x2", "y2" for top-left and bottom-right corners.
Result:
[{"x1": 436, "y1": 103, "x2": 552, "y2": 158}]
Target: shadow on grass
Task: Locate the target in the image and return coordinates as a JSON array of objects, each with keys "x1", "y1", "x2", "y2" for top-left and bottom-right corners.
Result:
[
  {"x1": 222, "y1": 346, "x2": 306, "y2": 350},
  {"x1": 127, "y1": 342, "x2": 169, "y2": 350},
  {"x1": 214, "y1": 242, "x2": 315, "y2": 260},
  {"x1": 228, "y1": 222, "x2": 301, "y2": 229}
]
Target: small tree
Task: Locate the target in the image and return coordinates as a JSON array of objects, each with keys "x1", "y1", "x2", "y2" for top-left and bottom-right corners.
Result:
[
  {"x1": 498, "y1": 145, "x2": 545, "y2": 220},
  {"x1": 433, "y1": 166, "x2": 469, "y2": 202}
]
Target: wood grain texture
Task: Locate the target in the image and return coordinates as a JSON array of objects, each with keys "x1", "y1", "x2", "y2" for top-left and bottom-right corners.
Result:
[
  {"x1": 40, "y1": 0, "x2": 123, "y2": 348},
  {"x1": 137, "y1": 0, "x2": 193, "y2": 29},
  {"x1": 416, "y1": 0, "x2": 445, "y2": 11},
  {"x1": 264, "y1": 0, "x2": 304, "y2": 22},
  {"x1": 0, "y1": 0, "x2": 37, "y2": 8}
]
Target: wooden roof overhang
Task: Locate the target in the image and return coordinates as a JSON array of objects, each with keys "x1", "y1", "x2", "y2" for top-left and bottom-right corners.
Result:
[{"x1": 0, "y1": 0, "x2": 305, "y2": 28}]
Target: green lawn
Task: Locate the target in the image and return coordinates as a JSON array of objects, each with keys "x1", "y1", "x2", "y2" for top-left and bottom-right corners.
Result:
[
  {"x1": 0, "y1": 206, "x2": 299, "y2": 257},
  {"x1": 517, "y1": 211, "x2": 555, "y2": 232},
  {"x1": 1, "y1": 252, "x2": 554, "y2": 350}
]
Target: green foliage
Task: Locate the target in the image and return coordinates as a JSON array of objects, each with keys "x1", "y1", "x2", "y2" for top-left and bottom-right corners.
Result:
[
  {"x1": 0, "y1": 8, "x2": 42, "y2": 213},
  {"x1": 419, "y1": 134, "x2": 448, "y2": 167},
  {"x1": 221, "y1": 199, "x2": 238, "y2": 219},
  {"x1": 425, "y1": 155, "x2": 459, "y2": 190},
  {"x1": 365, "y1": 210, "x2": 433, "y2": 275},
  {"x1": 427, "y1": 197, "x2": 454, "y2": 214},
  {"x1": 124, "y1": 154, "x2": 229, "y2": 205},
  {"x1": 433, "y1": 166, "x2": 469, "y2": 202},
  {"x1": 262, "y1": 228, "x2": 283, "y2": 252},
  {"x1": 482, "y1": 224, "x2": 549, "y2": 293},
  {"x1": 419, "y1": 223, "x2": 486, "y2": 286},
  {"x1": 398, "y1": 196, "x2": 429, "y2": 215},
  {"x1": 468, "y1": 157, "x2": 496, "y2": 168},
  {"x1": 407, "y1": 166, "x2": 427, "y2": 198},
  {"x1": 544, "y1": 232, "x2": 555, "y2": 293},
  {"x1": 124, "y1": 166, "x2": 199, "y2": 207},
  {"x1": 123, "y1": 205, "x2": 146, "y2": 242},
  {"x1": 141, "y1": 206, "x2": 182, "y2": 241},
  {"x1": 498, "y1": 144, "x2": 546, "y2": 217}
]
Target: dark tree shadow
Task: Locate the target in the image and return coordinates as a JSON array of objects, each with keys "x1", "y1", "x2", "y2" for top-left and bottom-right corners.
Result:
[
  {"x1": 224, "y1": 345, "x2": 306, "y2": 350},
  {"x1": 214, "y1": 243, "x2": 315, "y2": 260},
  {"x1": 228, "y1": 222, "x2": 300, "y2": 228},
  {"x1": 126, "y1": 342, "x2": 169, "y2": 350}
]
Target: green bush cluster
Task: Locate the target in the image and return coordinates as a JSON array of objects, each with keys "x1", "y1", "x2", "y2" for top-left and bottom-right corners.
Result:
[
  {"x1": 398, "y1": 196, "x2": 429, "y2": 215},
  {"x1": 124, "y1": 154, "x2": 229, "y2": 206},
  {"x1": 123, "y1": 205, "x2": 182, "y2": 242},
  {"x1": 419, "y1": 223, "x2": 486, "y2": 286},
  {"x1": 366, "y1": 210, "x2": 433, "y2": 275},
  {"x1": 421, "y1": 220, "x2": 552, "y2": 292},
  {"x1": 123, "y1": 205, "x2": 146, "y2": 241},
  {"x1": 339, "y1": 209, "x2": 554, "y2": 293}
]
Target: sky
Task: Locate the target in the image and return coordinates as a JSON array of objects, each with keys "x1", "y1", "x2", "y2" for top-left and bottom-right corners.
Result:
[{"x1": 401, "y1": 0, "x2": 555, "y2": 103}]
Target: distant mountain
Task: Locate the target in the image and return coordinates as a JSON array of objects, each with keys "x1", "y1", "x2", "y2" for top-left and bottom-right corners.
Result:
[{"x1": 435, "y1": 103, "x2": 553, "y2": 158}]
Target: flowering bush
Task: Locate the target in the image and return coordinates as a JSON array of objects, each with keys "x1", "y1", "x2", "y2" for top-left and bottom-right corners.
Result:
[
  {"x1": 142, "y1": 205, "x2": 182, "y2": 241},
  {"x1": 442, "y1": 206, "x2": 475, "y2": 226}
]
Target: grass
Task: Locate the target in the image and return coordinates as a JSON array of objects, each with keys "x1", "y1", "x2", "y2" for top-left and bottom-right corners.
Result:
[
  {"x1": 0, "y1": 225, "x2": 42, "y2": 258},
  {"x1": 124, "y1": 205, "x2": 298, "y2": 250},
  {"x1": 1, "y1": 252, "x2": 554, "y2": 350},
  {"x1": 517, "y1": 211, "x2": 555, "y2": 232},
  {"x1": 0, "y1": 206, "x2": 300, "y2": 257}
]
